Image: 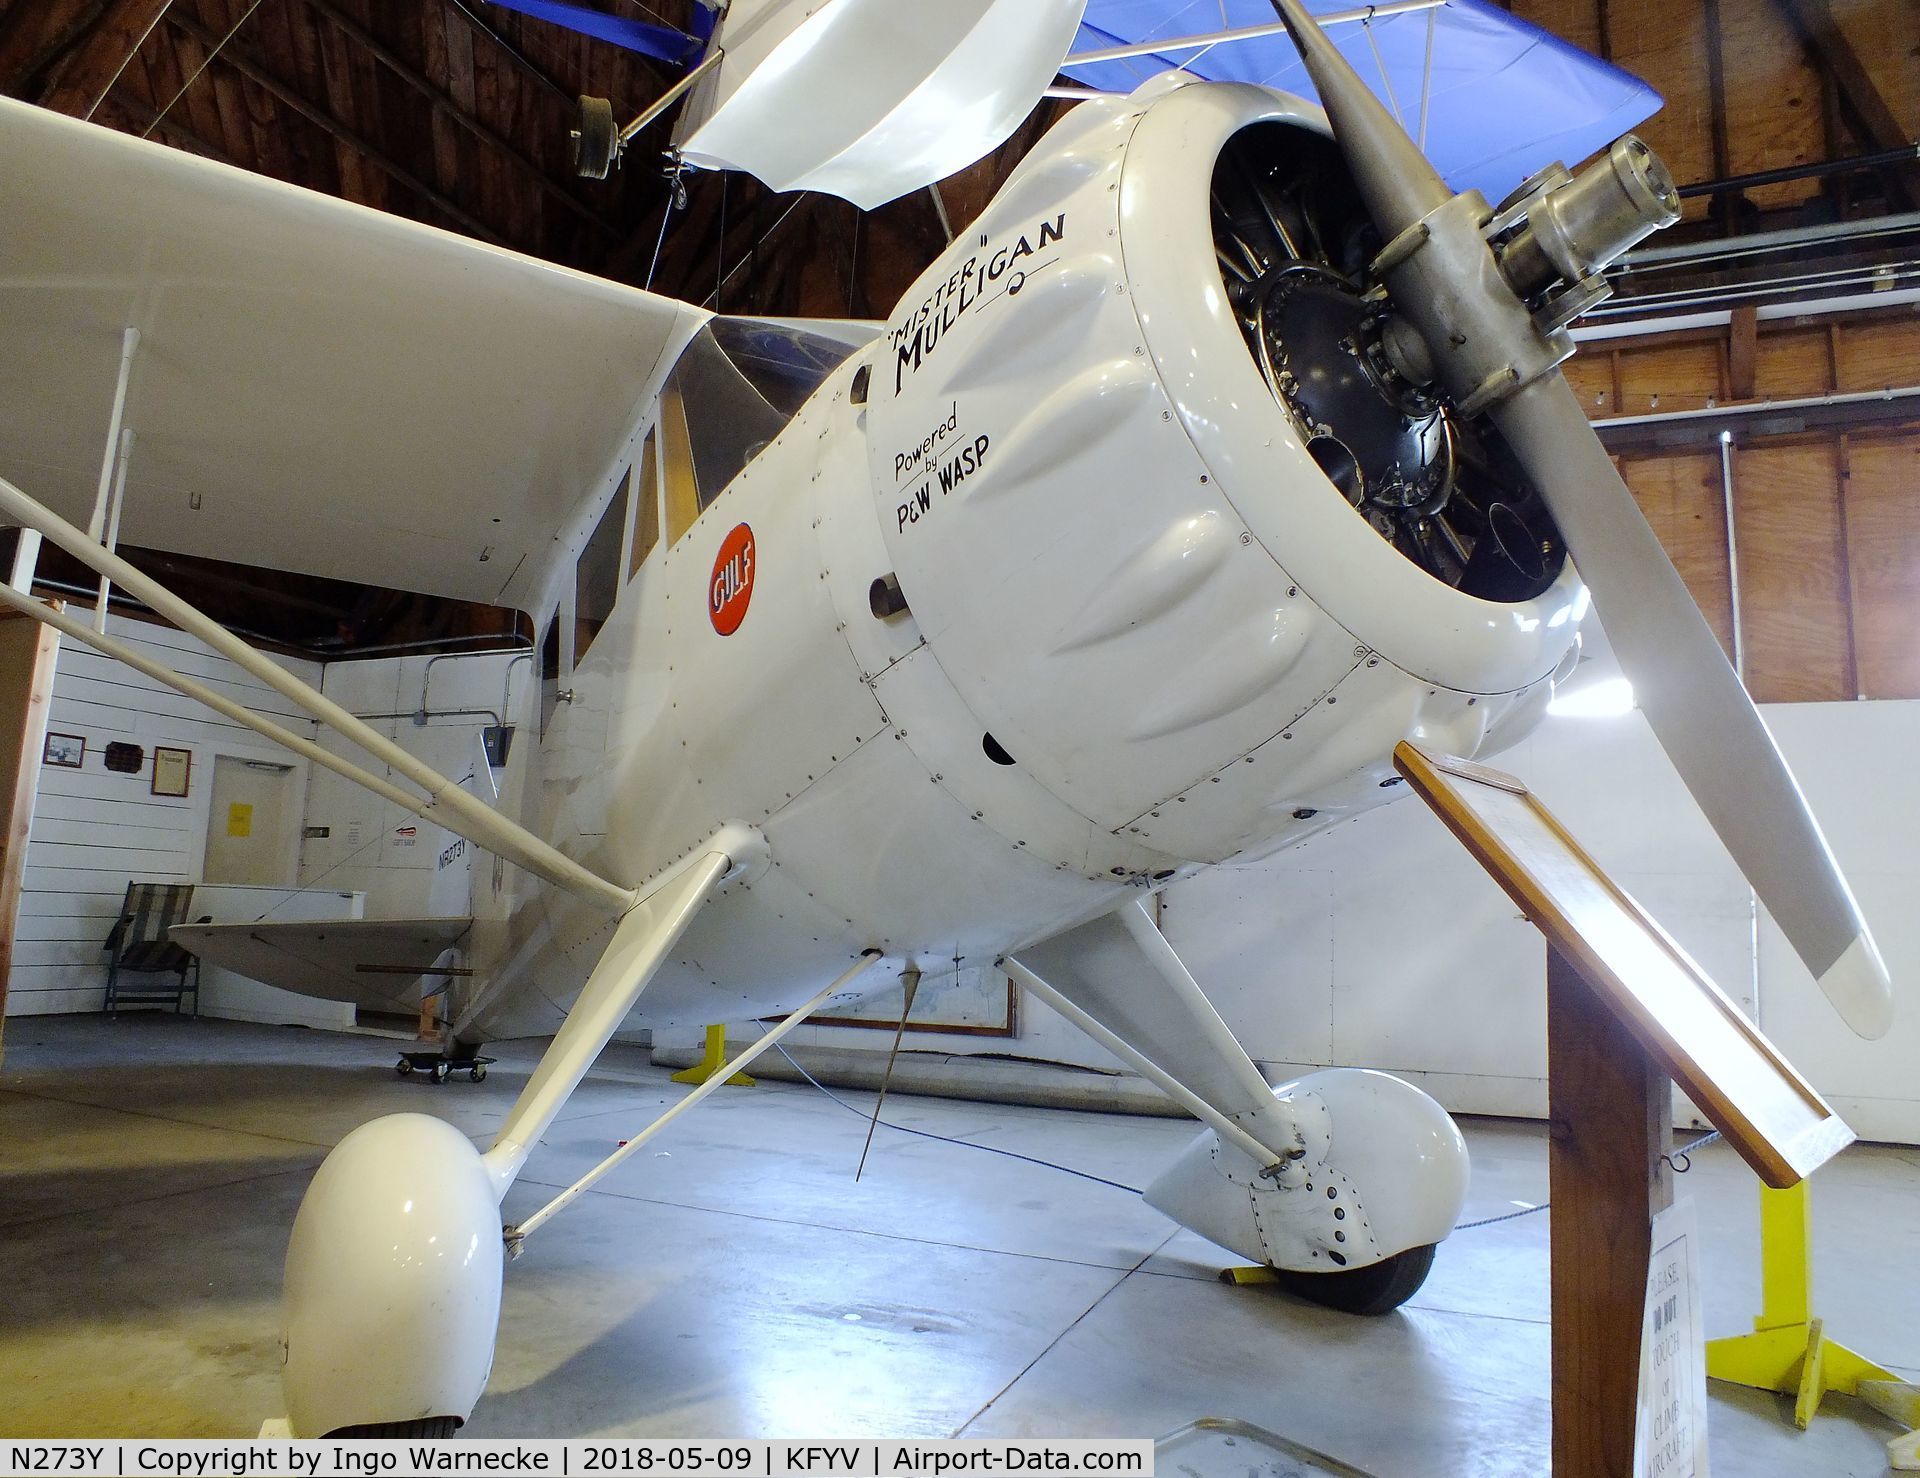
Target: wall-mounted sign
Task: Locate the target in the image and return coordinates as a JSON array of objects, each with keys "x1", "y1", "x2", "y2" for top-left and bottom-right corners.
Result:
[
  {"x1": 103, "y1": 741, "x2": 143, "y2": 774},
  {"x1": 151, "y1": 745, "x2": 191, "y2": 797},
  {"x1": 227, "y1": 802, "x2": 253, "y2": 838}
]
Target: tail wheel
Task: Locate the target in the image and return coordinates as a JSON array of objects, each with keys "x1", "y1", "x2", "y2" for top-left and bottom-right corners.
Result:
[
  {"x1": 328, "y1": 1417, "x2": 459, "y2": 1438},
  {"x1": 1270, "y1": 1242, "x2": 1437, "y2": 1316}
]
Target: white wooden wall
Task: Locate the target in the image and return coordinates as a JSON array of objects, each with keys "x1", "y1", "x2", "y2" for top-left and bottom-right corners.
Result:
[
  {"x1": 6, "y1": 613, "x2": 319, "y2": 1016},
  {"x1": 298, "y1": 652, "x2": 519, "y2": 916}
]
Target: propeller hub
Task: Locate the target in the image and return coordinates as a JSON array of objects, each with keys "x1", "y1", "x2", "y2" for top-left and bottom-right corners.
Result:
[{"x1": 1496, "y1": 135, "x2": 1681, "y2": 303}]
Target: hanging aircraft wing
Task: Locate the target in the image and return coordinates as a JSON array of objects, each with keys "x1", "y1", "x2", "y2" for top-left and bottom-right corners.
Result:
[
  {"x1": 0, "y1": 96, "x2": 708, "y2": 612},
  {"x1": 1065, "y1": 0, "x2": 1661, "y2": 205},
  {"x1": 172, "y1": 917, "x2": 473, "y2": 1014}
]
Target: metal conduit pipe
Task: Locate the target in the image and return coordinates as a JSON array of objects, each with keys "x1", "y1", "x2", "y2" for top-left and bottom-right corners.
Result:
[
  {"x1": 1719, "y1": 430, "x2": 1745, "y2": 681},
  {"x1": 1717, "y1": 429, "x2": 1764, "y2": 1032},
  {"x1": 1593, "y1": 383, "x2": 1920, "y2": 430},
  {"x1": 356, "y1": 707, "x2": 505, "y2": 728}
]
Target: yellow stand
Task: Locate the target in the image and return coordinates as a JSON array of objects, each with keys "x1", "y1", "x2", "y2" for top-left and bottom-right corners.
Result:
[
  {"x1": 669, "y1": 1024, "x2": 755, "y2": 1087},
  {"x1": 1706, "y1": 1180, "x2": 1918, "y2": 1466}
]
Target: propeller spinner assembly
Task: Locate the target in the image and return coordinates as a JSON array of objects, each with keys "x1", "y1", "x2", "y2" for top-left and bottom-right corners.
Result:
[{"x1": 1260, "y1": 0, "x2": 1893, "y2": 1038}]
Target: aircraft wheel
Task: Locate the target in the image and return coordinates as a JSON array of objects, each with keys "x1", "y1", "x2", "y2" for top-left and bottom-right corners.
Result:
[
  {"x1": 396, "y1": 1059, "x2": 413, "y2": 1077},
  {"x1": 470, "y1": 1065, "x2": 487, "y2": 1083},
  {"x1": 328, "y1": 1417, "x2": 458, "y2": 1439},
  {"x1": 1270, "y1": 1243, "x2": 1437, "y2": 1316},
  {"x1": 431, "y1": 1061, "x2": 451, "y2": 1085},
  {"x1": 574, "y1": 96, "x2": 616, "y2": 179}
]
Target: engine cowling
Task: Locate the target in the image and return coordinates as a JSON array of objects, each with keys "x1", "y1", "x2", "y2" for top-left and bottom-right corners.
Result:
[{"x1": 863, "y1": 76, "x2": 1586, "y2": 870}]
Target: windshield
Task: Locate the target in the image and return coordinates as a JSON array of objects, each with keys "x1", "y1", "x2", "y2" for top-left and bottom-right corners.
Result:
[{"x1": 667, "y1": 319, "x2": 868, "y2": 511}]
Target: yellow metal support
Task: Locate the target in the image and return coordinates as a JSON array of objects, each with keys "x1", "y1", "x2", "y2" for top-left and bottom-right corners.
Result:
[
  {"x1": 1219, "y1": 1266, "x2": 1279, "y2": 1287},
  {"x1": 1706, "y1": 1178, "x2": 1914, "y2": 1459},
  {"x1": 669, "y1": 1024, "x2": 755, "y2": 1087}
]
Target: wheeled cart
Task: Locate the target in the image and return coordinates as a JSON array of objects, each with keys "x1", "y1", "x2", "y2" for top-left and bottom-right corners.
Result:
[{"x1": 396, "y1": 1050, "x2": 494, "y2": 1084}]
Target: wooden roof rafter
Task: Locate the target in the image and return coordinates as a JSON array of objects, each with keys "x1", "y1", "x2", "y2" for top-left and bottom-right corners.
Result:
[{"x1": 159, "y1": 6, "x2": 513, "y2": 246}]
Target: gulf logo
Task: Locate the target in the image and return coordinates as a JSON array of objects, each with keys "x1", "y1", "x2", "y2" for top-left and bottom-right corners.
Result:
[{"x1": 709, "y1": 523, "x2": 755, "y2": 636}]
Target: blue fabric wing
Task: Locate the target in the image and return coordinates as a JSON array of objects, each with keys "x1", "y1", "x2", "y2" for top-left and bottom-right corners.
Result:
[{"x1": 1065, "y1": 0, "x2": 1660, "y2": 204}]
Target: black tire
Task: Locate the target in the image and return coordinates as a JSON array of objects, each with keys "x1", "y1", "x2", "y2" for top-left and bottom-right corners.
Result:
[
  {"x1": 574, "y1": 95, "x2": 616, "y2": 179},
  {"x1": 431, "y1": 1061, "x2": 451, "y2": 1084},
  {"x1": 327, "y1": 1417, "x2": 459, "y2": 1439},
  {"x1": 470, "y1": 1065, "x2": 487, "y2": 1083},
  {"x1": 397, "y1": 1058, "x2": 414, "y2": 1076},
  {"x1": 1270, "y1": 1242, "x2": 1437, "y2": 1316}
]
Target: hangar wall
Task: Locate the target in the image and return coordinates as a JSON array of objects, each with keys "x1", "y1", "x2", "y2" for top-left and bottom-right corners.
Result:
[
  {"x1": 5, "y1": 614, "x2": 320, "y2": 1016},
  {"x1": 1510, "y1": 0, "x2": 1920, "y2": 230},
  {"x1": 1570, "y1": 310, "x2": 1920, "y2": 703},
  {"x1": 297, "y1": 651, "x2": 522, "y2": 915}
]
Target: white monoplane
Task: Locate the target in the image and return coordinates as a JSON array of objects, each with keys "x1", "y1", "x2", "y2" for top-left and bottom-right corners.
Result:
[{"x1": 0, "y1": 0, "x2": 1891, "y2": 1438}]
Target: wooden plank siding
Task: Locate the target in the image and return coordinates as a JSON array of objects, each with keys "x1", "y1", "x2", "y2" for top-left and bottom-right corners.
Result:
[
  {"x1": 1510, "y1": 0, "x2": 1920, "y2": 220},
  {"x1": 1579, "y1": 307, "x2": 1920, "y2": 701},
  {"x1": 4, "y1": 612, "x2": 319, "y2": 1017}
]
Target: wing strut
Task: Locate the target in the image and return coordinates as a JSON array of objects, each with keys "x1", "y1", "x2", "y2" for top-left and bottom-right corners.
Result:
[
  {"x1": 502, "y1": 946, "x2": 884, "y2": 1239},
  {"x1": 0, "y1": 472, "x2": 634, "y2": 915}
]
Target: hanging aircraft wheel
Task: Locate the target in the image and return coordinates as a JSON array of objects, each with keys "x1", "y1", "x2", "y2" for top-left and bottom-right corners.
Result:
[
  {"x1": 396, "y1": 1058, "x2": 414, "y2": 1077},
  {"x1": 1269, "y1": 1243, "x2": 1437, "y2": 1316},
  {"x1": 470, "y1": 1065, "x2": 487, "y2": 1083},
  {"x1": 431, "y1": 1061, "x2": 451, "y2": 1084},
  {"x1": 573, "y1": 95, "x2": 616, "y2": 179}
]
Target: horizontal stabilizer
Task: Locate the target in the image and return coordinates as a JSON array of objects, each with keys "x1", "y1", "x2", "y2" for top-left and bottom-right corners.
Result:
[{"x1": 173, "y1": 918, "x2": 472, "y2": 1014}]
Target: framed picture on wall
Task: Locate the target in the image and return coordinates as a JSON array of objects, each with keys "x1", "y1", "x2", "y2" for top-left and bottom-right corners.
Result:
[
  {"x1": 43, "y1": 732, "x2": 84, "y2": 768},
  {"x1": 151, "y1": 745, "x2": 191, "y2": 797}
]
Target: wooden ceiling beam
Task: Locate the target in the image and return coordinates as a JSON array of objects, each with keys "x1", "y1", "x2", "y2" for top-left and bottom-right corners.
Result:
[
  {"x1": 443, "y1": 0, "x2": 573, "y2": 105},
  {"x1": 97, "y1": 85, "x2": 235, "y2": 163},
  {"x1": 0, "y1": 0, "x2": 106, "y2": 95},
  {"x1": 1768, "y1": 0, "x2": 1918, "y2": 209},
  {"x1": 296, "y1": 0, "x2": 620, "y2": 238},
  {"x1": 163, "y1": 8, "x2": 512, "y2": 246},
  {"x1": 37, "y1": 0, "x2": 174, "y2": 118}
]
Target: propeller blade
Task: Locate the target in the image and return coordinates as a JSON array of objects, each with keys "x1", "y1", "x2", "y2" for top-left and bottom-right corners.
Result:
[
  {"x1": 1491, "y1": 377, "x2": 1892, "y2": 1038},
  {"x1": 1259, "y1": 0, "x2": 1894, "y2": 1037}
]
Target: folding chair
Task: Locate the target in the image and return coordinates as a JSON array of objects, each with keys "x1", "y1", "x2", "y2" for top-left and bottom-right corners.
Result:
[{"x1": 103, "y1": 881, "x2": 202, "y2": 1015}]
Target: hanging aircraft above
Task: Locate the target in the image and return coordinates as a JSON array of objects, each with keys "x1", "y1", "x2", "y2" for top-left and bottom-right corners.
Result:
[
  {"x1": 538, "y1": 0, "x2": 1659, "y2": 211},
  {"x1": 0, "y1": 0, "x2": 1894, "y2": 1442}
]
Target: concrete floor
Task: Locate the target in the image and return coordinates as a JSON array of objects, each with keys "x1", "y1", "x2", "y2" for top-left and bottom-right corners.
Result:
[{"x1": 1, "y1": 1015, "x2": 1914, "y2": 1474}]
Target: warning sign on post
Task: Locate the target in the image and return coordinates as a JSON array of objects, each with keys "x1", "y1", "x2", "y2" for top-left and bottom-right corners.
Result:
[{"x1": 1637, "y1": 1198, "x2": 1711, "y2": 1478}]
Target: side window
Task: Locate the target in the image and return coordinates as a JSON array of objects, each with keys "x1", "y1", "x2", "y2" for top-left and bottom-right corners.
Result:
[
  {"x1": 538, "y1": 616, "x2": 561, "y2": 738},
  {"x1": 575, "y1": 471, "x2": 627, "y2": 662},
  {"x1": 661, "y1": 388, "x2": 701, "y2": 546},
  {"x1": 629, "y1": 429, "x2": 660, "y2": 578}
]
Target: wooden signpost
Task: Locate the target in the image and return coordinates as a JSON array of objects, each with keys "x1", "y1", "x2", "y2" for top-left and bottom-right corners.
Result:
[{"x1": 1393, "y1": 741, "x2": 1855, "y2": 1478}]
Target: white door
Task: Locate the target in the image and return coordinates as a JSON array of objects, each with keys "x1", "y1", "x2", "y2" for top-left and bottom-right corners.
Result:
[{"x1": 203, "y1": 755, "x2": 296, "y2": 886}]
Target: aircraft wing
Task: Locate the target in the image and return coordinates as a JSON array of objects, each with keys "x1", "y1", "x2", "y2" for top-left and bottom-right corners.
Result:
[
  {"x1": 172, "y1": 917, "x2": 472, "y2": 1014},
  {"x1": 0, "y1": 96, "x2": 708, "y2": 611}
]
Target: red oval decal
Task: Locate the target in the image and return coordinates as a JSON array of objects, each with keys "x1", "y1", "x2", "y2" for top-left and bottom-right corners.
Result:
[{"x1": 709, "y1": 523, "x2": 755, "y2": 636}]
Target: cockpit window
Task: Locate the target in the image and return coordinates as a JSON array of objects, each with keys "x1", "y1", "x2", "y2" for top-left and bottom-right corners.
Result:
[
  {"x1": 708, "y1": 317, "x2": 863, "y2": 416},
  {"x1": 663, "y1": 320, "x2": 864, "y2": 518}
]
